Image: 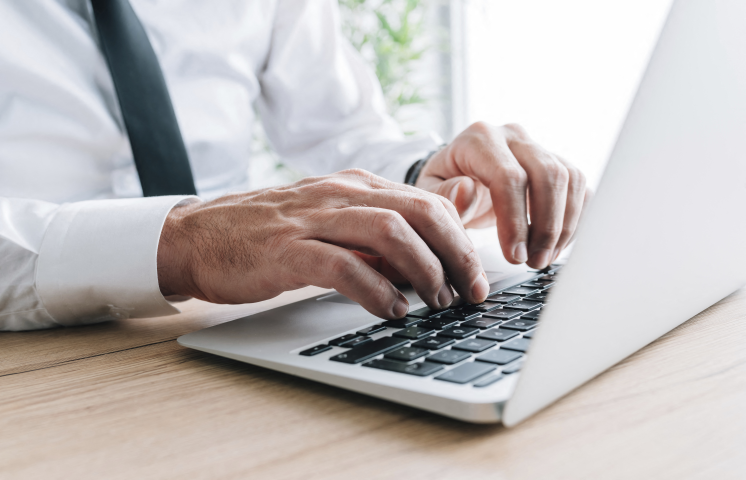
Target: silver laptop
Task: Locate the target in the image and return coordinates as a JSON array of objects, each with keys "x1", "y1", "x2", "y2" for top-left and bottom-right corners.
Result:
[{"x1": 178, "y1": 0, "x2": 746, "y2": 425}]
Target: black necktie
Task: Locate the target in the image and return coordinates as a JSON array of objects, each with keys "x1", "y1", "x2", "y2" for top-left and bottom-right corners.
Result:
[{"x1": 91, "y1": 0, "x2": 198, "y2": 196}]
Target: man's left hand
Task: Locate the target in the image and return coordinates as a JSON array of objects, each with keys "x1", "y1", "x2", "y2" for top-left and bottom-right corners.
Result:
[{"x1": 415, "y1": 122, "x2": 589, "y2": 270}]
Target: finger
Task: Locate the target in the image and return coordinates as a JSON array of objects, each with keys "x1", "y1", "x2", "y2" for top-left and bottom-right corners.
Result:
[
  {"x1": 430, "y1": 176, "x2": 489, "y2": 226},
  {"x1": 333, "y1": 168, "x2": 465, "y2": 229},
  {"x1": 435, "y1": 176, "x2": 476, "y2": 215},
  {"x1": 315, "y1": 207, "x2": 453, "y2": 308},
  {"x1": 507, "y1": 131, "x2": 569, "y2": 269},
  {"x1": 289, "y1": 239, "x2": 409, "y2": 319},
  {"x1": 550, "y1": 157, "x2": 588, "y2": 262},
  {"x1": 353, "y1": 251, "x2": 408, "y2": 285},
  {"x1": 450, "y1": 135, "x2": 530, "y2": 265},
  {"x1": 358, "y1": 188, "x2": 489, "y2": 304},
  {"x1": 310, "y1": 169, "x2": 487, "y2": 303},
  {"x1": 552, "y1": 185, "x2": 594, "y2": 262}
]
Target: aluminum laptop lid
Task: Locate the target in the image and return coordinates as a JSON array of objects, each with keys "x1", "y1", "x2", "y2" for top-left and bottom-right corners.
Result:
[{"x1": 504, "y1": 0, "x2": 746, "y2": 426}]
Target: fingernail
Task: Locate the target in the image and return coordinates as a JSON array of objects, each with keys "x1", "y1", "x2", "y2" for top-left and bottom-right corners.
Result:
[
  {"x1": 471, "y1": 273, "x2": 490, "y2": 302},
  {"x1": 437, "y1": 283, "x2": 454, "y2": 308},
  {"x1": 513, "y1": 242, "x2": 528, "y2": 263},
  {"x1": 533, "y1": 249, "x2": 552, "y2": 269},
  {"x1": 393, "y1": 291, "x2": 409, "y2": 318}
]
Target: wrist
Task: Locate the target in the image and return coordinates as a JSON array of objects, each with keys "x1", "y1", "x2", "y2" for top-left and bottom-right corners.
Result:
[
  {"x1": 157, "y1": 200, "x2": 201, "y2": 297},
  {"x1": 405, "y1": 144, "x2": 447, "y2": 186}
]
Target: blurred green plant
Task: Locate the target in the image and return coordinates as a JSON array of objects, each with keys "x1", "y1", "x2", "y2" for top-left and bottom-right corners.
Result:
[{"x1": 338, "y1": 0, "x2": 429, "y2": 119}]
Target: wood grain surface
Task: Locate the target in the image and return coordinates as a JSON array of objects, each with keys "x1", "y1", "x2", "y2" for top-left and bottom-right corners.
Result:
[{"x1": 2, "y1": 286, "x2": 746, "y2": 480}]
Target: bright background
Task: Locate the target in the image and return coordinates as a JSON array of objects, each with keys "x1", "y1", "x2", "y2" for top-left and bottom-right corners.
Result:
[{"x1": 460, "y1": 0, "x2": 673, "y2": 187}]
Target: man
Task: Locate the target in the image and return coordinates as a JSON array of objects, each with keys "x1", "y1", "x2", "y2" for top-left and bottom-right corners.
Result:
[{"x1": 0, "y1": 0, "x2": 587, "y2": 331}]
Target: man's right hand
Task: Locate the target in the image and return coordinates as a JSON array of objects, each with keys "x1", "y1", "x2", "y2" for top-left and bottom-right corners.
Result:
[{"x1": 156, "y1": 169, "x2": 490, "y2": 320}]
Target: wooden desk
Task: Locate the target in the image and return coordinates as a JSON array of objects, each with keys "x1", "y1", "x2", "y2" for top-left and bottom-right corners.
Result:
[{"x1": 3, "y1": 286, "x2": 746, "y2": 479}]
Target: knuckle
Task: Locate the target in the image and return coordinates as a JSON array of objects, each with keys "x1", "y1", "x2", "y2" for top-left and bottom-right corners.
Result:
[
  {"x1": 540, "y1": 161, "x2": 570, "y2": 188},
  {"x1": 368, "y1": 280, "x2": 391, "y2": 306},
  {"x1": 503, "y1": 122, "x2": 529, "y2": 138},
  {"x1": 411, "y1": 194, "x2": 450, "y2": 230},
  {"x1": 412, "y1": 194, "x2": 444, "y2": 218},
  {"x1": 372, "y1": 210, "x2": 406, "y2": 240},
  {"x1": 536, "y1": 224, "x2": 563, "y2": 244},
  {"x1": 560, "y1": 225, "x2": 575, "y2": 241},
  {"x1": 459, "y1": 246, "x2": 481, "y2": 272},
  {"x1": 438, "y1": 196, "x2": 459, "y2": 218},
  {"x1": 568, "y1": 165, "x2": 587, "y2": 192},
  {"x1": 467, "y1": 120, "x2": 492, "y2": 136},
  {"x1": 498, "y1": 164, "x2": 528, "y2": 187},
  {"x1": 312, "y1": 178, "x2": 346, "y2": 195},
  {"x1": 338, "y1": 168, "x2": 371, "y2": 179},
  {"x1": 421, "y1": 257, "x2": 444, "y2": 285},
  {"x1": 328, "y1": 251, "x2": 358, "y2": 283}
]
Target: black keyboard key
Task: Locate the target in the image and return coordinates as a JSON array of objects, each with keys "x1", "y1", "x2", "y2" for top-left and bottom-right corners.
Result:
[
  {"x1": 435, "y1": 362, "x2": 496, "y2": 384},
  {"x1": 418, "y1": 318, "x2": 459, "y2": 330},
  {"x1": 438, "y1": 326, "x2": 479, "y2": 339},
  {"x1": 330, "y1": 337, "x2": 409, "y2": 364},
  {"x1": 521, "y1": 282, "x2": 545, "y2": 288},
  {"x1": 537, "y1": 281, "x2": 555, "y2": 288},
  {"x1": 461, "y1": 317, "x2": 501, "y2": 329},
  {"x1": 482, "y1": 309, "x2": 522, "y2": 320},
  {"x1": 473, "y1": 373, "x2": 504, "y2": 387},
  {"x1": 505, "y1": 300, "x2": 542, "y2": 311},
  {"x1": 407, "y1": 306, "x2": 450, "y2": 319},
  {"x1": 329, "y1": 334, "x2": 359, "y2": 346},
  {"x1": 502, "y1": 287, "x2": 539, "y2": 296},
  {"x1": 524, "y1": 293, "x2": 549, "y2": 302},
  {"x1": 522, "y1": 330, "x2": 535, "y2": 339},
  {"x1": 412, "y1": 336, "x2": 455, "y2": 350},
  {"x1": 441, "y1": 310, "x2": 481, "y2": 321},
  {"x1": 427, "y1": 349, "x2": 472, "y2": 364},
  {"x1": 364, "y1": 359, "x2": 444, "y2": 376},
  {"x1": 539, "y1": 274, "x2": 557, "y2": 281},
  {"x1": 501, "y1": 337, "x2": 531, "y2": 352},
  {"x1": 521, "y1": 310, "x2": 541, "y2": 320},
  {"x1": 476, "y1": 328, "x2": 519, "y2": 342},
  {"x1": 448, "y1": 297, "x2": 467, "y2": 308},
  {"x1": 343, "y1": 336, "x2": 373, "y2": 348},
  {"x1": 501, "y1": 319, "x2": 537, "y2": 332},
  {"x1": 461, "y1": 303, "x2": 500, "y2": 313},
  {"x1": 356, "y1": 324, "x2": 386, "y2": 336},
  {"x1": 382, "y1": 317, "x2": 421, "y2": 328},
  {"x1": 384, "y1": 346, "x2": 430, "y2": 362},
  {"x1": 299, "y1": 344, "x2": 332, "y2": 356},
  {"x1": 485, "y1": 294, "x2": 520, "y2": 304},
  {"x1": 452, "y1": 338, "x2": 497, "y2": 353},
  {"x1": 502, "y1": 360, "x2": 524, "y2": 374},
  {"x1": 476, "y1": 349, "x2": 522, "y2": 365},
  {"x1": 393, "y1": 326, "x2": 434, "y2": 340}
]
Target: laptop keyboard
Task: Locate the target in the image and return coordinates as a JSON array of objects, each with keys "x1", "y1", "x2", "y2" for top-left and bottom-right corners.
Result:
[{"x1": 298, "y1": 268, "x2": 560, "y2": 387}]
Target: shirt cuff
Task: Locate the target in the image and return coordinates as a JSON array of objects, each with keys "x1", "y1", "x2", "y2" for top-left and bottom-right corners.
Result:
[{"x1": 36, "y1": 195, "x2": 199, "y2": 326}]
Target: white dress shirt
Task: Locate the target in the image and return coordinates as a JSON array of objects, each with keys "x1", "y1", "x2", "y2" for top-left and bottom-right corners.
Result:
[{"x1": 0, "y1": 0, "x2": 440, "y2": 331}]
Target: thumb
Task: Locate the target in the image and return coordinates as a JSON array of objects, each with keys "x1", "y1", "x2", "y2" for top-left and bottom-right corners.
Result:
[{"x1": 435, "y1": 176, "x2": 479, "y2": 222}]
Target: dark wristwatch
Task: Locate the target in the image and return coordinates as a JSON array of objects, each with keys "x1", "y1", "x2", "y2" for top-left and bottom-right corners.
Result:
[{"x1": 404, "y1": 144, "x2": 446, "y2": 186}]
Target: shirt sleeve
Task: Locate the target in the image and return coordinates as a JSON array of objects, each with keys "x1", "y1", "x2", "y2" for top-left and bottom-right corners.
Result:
[
  {"x1": 256, "y1": 0, "x2": 442, "y2": 183},
  {"x1": 0, "y1": 195, "x2": 196, "y2": 331}
]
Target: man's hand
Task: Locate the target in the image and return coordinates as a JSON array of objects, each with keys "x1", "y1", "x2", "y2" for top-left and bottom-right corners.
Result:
[
  {"x1": 157, "y1": 169, "x2": 489, "y2": 320},
  {"x1": 416, "y1": 122, "x2": 589, "y2": 269}
]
